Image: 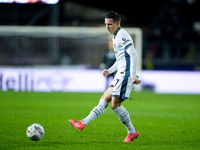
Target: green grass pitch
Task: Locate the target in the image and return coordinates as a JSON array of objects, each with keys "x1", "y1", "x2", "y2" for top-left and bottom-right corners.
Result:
[{"x1": 0, "y1": 91, "x2": 200, "y2": 150}]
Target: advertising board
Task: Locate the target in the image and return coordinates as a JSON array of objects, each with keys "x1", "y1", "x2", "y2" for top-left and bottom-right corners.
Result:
[{"x1": 0, "y1": 68, "x2": 199, "y2": 94}]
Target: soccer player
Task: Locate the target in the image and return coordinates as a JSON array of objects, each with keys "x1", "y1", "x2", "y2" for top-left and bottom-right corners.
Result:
[{"x1": 69, "y1": 11, "x2": 141, "y2": 142}]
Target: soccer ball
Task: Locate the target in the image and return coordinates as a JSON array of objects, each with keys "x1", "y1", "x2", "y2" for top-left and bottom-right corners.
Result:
[{"x1": 26, "y1": 123, "x2": 44, "y2": 141}]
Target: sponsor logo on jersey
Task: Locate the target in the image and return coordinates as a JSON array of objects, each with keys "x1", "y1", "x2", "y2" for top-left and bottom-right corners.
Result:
[{"x1": 122, "y1": 38, "x2": 130, "y2": 45}]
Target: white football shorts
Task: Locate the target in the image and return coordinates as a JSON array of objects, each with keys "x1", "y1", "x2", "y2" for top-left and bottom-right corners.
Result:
[{"x1": 110, "y1": 73, "x2": 134, "y2": 99}]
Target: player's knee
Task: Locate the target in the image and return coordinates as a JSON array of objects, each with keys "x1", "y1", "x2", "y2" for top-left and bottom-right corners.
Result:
[
  {"x1": 101, "y1": 95, "x2": 111, "y2": 102},
  {"x1": 111, "y1": 97, "x2": 123, "y2": 109},
  {"x1": 111, "y1": 104, "x2": 116, "y2": 109},
  {"x1": 111, "y1": 103, "x2": 120, "y2": 109}
]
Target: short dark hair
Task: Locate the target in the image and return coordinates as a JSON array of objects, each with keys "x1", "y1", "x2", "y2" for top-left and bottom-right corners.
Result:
[{"x1": 105, "y1": 11, "x2": 121, "y2": 23}]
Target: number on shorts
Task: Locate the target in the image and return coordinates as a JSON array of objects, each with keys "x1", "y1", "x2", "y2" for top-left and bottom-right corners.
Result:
[{"x1": 115, "y1": 79, "x2": 119, "y2": 86}]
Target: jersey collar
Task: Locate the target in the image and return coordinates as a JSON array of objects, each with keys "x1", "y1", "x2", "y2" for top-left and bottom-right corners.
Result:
[{"x1": 114, "y1": 27, "x2": 121, "y2": 39}]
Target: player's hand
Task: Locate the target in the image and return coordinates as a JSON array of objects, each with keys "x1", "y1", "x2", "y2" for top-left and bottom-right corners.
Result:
[
  {"x1": 102, "y1": 69, "x2": 109, "y2": 77},
  {"x1": 132, "y1": 77, "x2": 141, "y2": 85}
]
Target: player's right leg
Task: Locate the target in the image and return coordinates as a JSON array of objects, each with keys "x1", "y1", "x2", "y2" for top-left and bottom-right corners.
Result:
[
  {"x1": 69, "y1": 119, "x2": 86, "y2": 131},
  {"x1": 69, "y1": 87, "x2": 113, "y2": 131}
]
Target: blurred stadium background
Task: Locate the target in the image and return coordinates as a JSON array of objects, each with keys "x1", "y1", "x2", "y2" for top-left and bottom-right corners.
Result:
[{"x1": 0, "y1": 0, "x2": 200, "y2": 93}]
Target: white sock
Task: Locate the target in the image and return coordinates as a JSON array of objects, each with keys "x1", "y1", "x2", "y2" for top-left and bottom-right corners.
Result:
[
  {"x1": 81, "y1": 99, "x2": 108, "y2": 125},
  {"x1": 112, "y1": 105, "x2": 136, "y2": 134}
]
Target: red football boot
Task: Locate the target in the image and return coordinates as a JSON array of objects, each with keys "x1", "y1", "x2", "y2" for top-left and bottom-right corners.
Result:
[
  {"x1": 69, "y1": 119, "x2": 86, "y2": 131},
  {"x1": 123, "y1": 131, "x2": 139, "y2": 142}
]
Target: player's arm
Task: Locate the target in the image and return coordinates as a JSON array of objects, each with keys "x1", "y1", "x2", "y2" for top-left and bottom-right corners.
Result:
[
  {"x1": 126, "y1": 45, "x2": 141, "y2": 84},
  {"x1": 102, "y1": 61, "x2": 117, "y2": 77}
]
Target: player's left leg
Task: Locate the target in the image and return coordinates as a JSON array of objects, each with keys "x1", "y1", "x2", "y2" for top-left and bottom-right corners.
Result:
[
  {"x1": 111, "y1": 97, "x2": 138, "y2": 142},
  {"x1": 111, "y1": 97, "x2": 136, "y2": 133},
  {"x1": 111, "y1": 75, "x2": 139, "y2": 142}
]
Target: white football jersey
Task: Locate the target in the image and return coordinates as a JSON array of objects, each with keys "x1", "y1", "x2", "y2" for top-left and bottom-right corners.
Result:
[{"x1": 111, "y1": 27, "x2": 138, "y2": 77}]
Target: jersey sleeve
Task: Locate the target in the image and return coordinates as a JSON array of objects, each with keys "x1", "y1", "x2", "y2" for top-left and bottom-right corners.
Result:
[
  {"x1": 126, "y1": 45, "x2": 138, "y2": 77},
  {"x1": 108, "y1": 61, "x2": 117, "y2": 74},
  {"x1": 120, "y1": 32, "x2": 138, "y2": 77}
]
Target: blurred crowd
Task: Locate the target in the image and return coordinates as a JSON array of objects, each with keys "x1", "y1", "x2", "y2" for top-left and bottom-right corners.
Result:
[
  {"x1": 0, "y1": 0, "x2": 200, "y2": 71},
  {"x1": 143, "y1": 0, "x2": 200, "y2": 70}
]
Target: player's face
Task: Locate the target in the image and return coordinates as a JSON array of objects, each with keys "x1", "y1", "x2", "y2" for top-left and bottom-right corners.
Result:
[{"x1": 105, "y1": 18, "x2": 119, "y2": 35}]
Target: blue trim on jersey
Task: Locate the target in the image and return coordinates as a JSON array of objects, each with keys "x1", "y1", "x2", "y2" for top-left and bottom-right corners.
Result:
[
  {"x1": 124, "y1": 43, "x2": 132, "y2": 76},
  {"x1": 124, "y1": 43, "x2": 132, "y2": 50},
  {"x1": 125, "y1": 51, "x2": 130, "y2": 76},
  {"x1": 114, "y1": 27, "x2": 121, "y2": 39}
]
